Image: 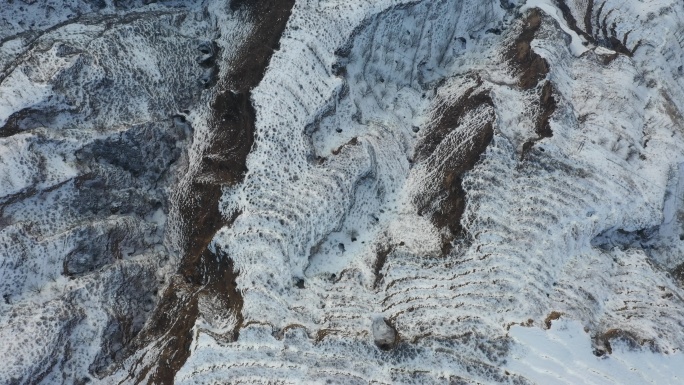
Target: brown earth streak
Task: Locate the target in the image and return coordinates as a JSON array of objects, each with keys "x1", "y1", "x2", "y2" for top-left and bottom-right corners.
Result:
[
  {"x1": 544, "y1": 311, "x2": 562, "y2": 329},
  {"x1": 521, "y1": 80, "x2": 557, "y2": 157},
  {"x1": 373, "y1": 244, "x2": 394, "y2": 288},
  {"x1": 506, "y1": 10, "x2": 557, "y2": 159},
  {"x1": 331, "y1": 137, "x2": 359, "y2": 156},
  {"x1": 119, "y1": 1, "x2": 296, "y2": 384},
  {"x1": 595, "y1": 328, "x2": 656, "y2": 355},
  {"x1": 415, "y1": 78, "x2": 495, "y2": 256},
  {"x1": 505, "y1": 10, "x2": 548, "y2": 90}
]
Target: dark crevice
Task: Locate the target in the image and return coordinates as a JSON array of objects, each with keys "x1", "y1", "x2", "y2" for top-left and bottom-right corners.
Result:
[
  {"x1": 546, "y1": 1, "x2": 641, "y2": 60},
  {"x1": 584, "y1": 0, "x2": 594, "y2": 37},
  {"x1": 0, "y1": 109, "x2": 32, "y2": 138},
  {"x1": 606, "y1": 35, "x2": 635, "y2": 57},
  {"x1": 590, "y1": 226, "x2": 659, "y2": 251},
  {"x1": 115, "y1": 1, "x2": 296, "y2": 383},
  {"x1": 596, "y1": 1, "x2": 606, "y2": 33},
  {"x1": 0, "y1": 107, "x2": 60, "y2": 138},
  {"x1": 554, "y1": 0, "x2": 637, "y2": 57},
  {"x1": 554, "y1": 0, "x2": 595, "y2": 44}
]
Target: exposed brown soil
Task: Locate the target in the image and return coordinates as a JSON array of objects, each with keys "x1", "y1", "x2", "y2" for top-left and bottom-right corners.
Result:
[
  {"x1": 505, "y1": 10, "x2": 548, "y2": 90},
  {"x1": 137, "y1": 246, "x2": 243, "y2": 383},
  {"x1": 543, "y1": 311, "x2": 562, "y2": 329},
  {"x1": 505, "y1": 10, "x2": 558, "y2": 159},
  {"x1": 315, "y1": 328, "x2": 341, "y2": 343},
  {"x1": 522, "y1": 80, "x2": 557, "y2": 158},
  {"x1": 331, "y1": 137, "x2": 359, "y2": 156},
  {"x1": 536, "y1": 81, "x2": 556, "y2": 139},
  {"x1": 595, "y1": 328, "x2": 656, "y2": 355},
  {"x1": 506, "y1": 319, "x2": 535, "y2": 330},
  {"x1": 415, "y1": 79, "x2": 495, "y2": 256},
  {"x1": 373, "y1": 244, "x2": 394, "y2": 288},
  {"x1": 415, "y1": 84, "x2": 493, "y2": 160},
  {"x1": 117, "y1": 1, "x2": 296, "y2": 383}
]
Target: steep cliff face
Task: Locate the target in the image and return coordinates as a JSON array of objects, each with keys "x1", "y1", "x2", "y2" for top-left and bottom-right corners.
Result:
[{"x1": 1, "y1": 0, "x2": 684, "y2": 383}]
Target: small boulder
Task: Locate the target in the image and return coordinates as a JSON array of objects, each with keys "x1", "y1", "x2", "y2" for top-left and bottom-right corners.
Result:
[{"x1": 372, "y1": 317, "x2": 397, "y2": 350}]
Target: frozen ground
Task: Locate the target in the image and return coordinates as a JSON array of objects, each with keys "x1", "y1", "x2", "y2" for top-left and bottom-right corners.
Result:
[
  {"x1": 508, "y1": 319, "x2": 684, "y2": 385},
  {"x1": 1, "y1": 0, "x2": 684, "y2": 383}
]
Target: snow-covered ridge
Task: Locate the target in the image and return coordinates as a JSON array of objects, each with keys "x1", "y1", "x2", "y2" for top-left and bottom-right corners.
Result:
[{"x1": 1, "y1": 0, "x2": 684, "y2": 383}]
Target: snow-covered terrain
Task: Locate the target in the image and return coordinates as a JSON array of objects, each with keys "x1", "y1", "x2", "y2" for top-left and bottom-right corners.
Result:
[{"x1": 1, "y1": 0, "x2": 684, "y2": 383}]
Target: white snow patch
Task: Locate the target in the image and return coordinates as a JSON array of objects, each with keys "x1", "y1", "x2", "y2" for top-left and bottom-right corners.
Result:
[
  {"x1": 508, "y1": 319, "x2": 684, "y2": 384},
  {"x1": 522, "y1": 0, "x2": 590, "y2": 56},
  {"x1": 0, "y1": 69, "x2": 51, "y2": 127}
]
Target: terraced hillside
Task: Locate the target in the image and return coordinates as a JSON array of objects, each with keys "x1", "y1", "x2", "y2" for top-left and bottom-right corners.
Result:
[{"x1": 1, "y1": 0, "x2": 684, "y2": 383}]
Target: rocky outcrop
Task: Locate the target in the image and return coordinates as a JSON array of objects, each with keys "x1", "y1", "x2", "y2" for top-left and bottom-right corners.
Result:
[{"x1": 2, "y1": 0, "x2": 684, "y2": 384}]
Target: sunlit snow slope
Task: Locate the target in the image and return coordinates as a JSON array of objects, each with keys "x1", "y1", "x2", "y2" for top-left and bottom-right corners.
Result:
[{"x1": 1, "y1": 0, "x2": 684, "y2": 384}]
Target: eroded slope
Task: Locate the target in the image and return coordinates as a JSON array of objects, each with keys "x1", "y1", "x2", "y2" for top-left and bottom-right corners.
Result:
[{"x1": 2, "y1": 0, "x2": 684, "y2": 384}]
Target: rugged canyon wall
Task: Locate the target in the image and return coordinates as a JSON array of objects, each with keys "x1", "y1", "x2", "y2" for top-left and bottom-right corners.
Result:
[{"x1": 1, "y1": 0, "x2": 684, "y2": 383}]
